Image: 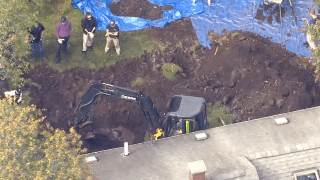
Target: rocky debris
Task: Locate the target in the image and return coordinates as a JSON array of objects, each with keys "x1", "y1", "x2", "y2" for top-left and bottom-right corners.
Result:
[
  {"x1": 268, "y1": 99, "x2": 275, "y2": 106},
  {"x1": 281, "y1": 87, "x2": 290, "y2": 97},
  {"x1": 276, "y1": 99, "x2": 284, "y2": 108},
  {"x1": 229, "y1": 70, "x2": 240, "y2": 88},
  {"x1": 223, "y1": 95, "x2": 233, "y2": 104}
]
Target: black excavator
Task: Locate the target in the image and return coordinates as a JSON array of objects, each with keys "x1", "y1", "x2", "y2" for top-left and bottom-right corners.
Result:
[{"x1": 71, "y1": 83, "x2": 208, "y2": 139}]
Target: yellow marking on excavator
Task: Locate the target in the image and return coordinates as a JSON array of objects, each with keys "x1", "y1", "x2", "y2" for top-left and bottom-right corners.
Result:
[
  {"x1": 154, "y1": 128, "x2": 164, "y2": 140},
  {"x1": 186, "y1": 121, "x2": 190, "y2": 133}
]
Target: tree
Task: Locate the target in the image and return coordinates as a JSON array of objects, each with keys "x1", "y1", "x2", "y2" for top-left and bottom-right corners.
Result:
[
  {"x1": 0, "y1": 99, "x2": 92, "y2": 179},
  {"x1": 0, "y1": 0, "x2": 48, "y2": 88},
  {"x1": 307, "y1": 21, "x2": 320, "y2": 81}
]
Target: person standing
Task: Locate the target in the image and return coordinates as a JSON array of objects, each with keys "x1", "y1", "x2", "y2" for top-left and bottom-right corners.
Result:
[
  {"x1": 27, "y1": 21, "x2": 47, "y2": 62},
  {"x1": 105, "y1": 20, "x2": 121, "y2": 55},
  {"x1": 55, "y1": 16, "x2": 72, "y2": 63},
  {"x1": 81, "y1": 12, "x2": 97, "y2": 54},
  {"x1": 307, "y1": 9, "x2": 320, "y2": 50}
]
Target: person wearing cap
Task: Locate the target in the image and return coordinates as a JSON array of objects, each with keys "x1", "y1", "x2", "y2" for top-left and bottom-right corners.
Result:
[
  {"x1": 55, "y1": 16, "x2": 72, "y2": 63},
  {"x1": 81, "y1": 12, "x2": 97, "y2": 54},
  {"x1": 26, "y1": 21, "x2": 47, "y2": 62},
  {"x1": 307, "y1": 9, "x2": 320, "y2": 50},
  {"x1": 105, "y1": 20, "x2": 120, "y2": 55}
]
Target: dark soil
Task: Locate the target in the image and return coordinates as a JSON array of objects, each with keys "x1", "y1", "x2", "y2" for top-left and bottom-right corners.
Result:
[
  {"x1": 109, "y1": 0, "x2": 173, "y2": 21},
  {"x1": 255, "y1": 3, "x2": 284, "y2": 25},
  {"x1": 24, "y1": 1, "x2": 320, "y2": 153}
]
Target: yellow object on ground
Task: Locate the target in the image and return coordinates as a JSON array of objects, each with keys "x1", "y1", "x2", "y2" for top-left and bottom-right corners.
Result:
[
  {"x1": 214, "y1": 47, "x2": 218, "y2": 55},
  {"x1": 154, "y1": 128, "x2": 164, "y2": 140}
]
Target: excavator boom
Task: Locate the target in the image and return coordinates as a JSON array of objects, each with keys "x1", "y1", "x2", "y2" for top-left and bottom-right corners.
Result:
[
  {"x1": 73, "y1": 83, "x2": 161, "y2": 133},
  {"x1": 73, "y1": 83, "x2": 208, "y2": 139}
]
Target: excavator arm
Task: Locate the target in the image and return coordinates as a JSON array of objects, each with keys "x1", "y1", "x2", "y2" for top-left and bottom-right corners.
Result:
[{"x1": 73, "y1": 83, "x2": 161, "y2": 134}]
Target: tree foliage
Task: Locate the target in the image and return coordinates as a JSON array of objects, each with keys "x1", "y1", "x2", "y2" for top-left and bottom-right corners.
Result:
[
  {"x1": 207, "y1": 102, "x2": 233, "y2": 128},
  {"x1": 299, "y1": 19, "x2": 320, "y2": 82},
  {"x1": 0, "y1": 0, "x2": 47, "y2": 87},
  {"x1": 309, "y1": 21, "x2": 320, "y2": 58},
  {"x1": 0, "y1": 99, "x2": 92, "y2": 180},
  {"x1": 307, "y1": 21, "x2": 320, "y2": 81}
]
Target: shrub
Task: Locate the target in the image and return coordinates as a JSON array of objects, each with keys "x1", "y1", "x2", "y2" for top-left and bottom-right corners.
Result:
[
  {"x1": 207, "y1": 102, "x2": 233, "y2": 128},
  {"x1": 161, "y1": 63, "x2": 183, "y2": 80},
  {"x1": 132, "y1": 77, "x2": 143, "y2": 86},
  {"x1": 0, "y1": 99, "x2": 92, "y2": 179},
  {"x1": 307, "y1": 20, "x2": 320, "y2": 81}
]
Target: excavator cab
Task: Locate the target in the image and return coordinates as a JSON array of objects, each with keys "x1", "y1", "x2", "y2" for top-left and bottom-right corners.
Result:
[{"x1": 163, "y1": 95, "x2": 207, "y2": 137}]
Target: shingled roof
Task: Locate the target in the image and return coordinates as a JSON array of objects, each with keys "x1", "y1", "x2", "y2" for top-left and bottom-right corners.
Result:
[{"x1": 85, "y1": 106, "x2": 320, "y2": 180}]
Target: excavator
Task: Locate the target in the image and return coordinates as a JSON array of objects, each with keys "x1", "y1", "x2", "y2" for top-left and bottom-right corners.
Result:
[{"x1": 71, "y1": 82, "x2": 208, "y2": 139}]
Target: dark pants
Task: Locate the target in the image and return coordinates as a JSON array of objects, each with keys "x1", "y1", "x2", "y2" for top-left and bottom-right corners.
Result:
[
  {"x1": 30, "y1": 41, "x2": 44, "y2": 59},
  {"x1": 56, "y1": 36, "x2": 70, "y2": 61}
]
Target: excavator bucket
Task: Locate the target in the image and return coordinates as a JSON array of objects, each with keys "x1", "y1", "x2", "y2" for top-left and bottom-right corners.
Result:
[{"x1": 73, "y1": 83, "x2": 103, "y2": 125}]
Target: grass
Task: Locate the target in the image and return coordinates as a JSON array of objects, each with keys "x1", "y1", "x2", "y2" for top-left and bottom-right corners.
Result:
[
  {"x1": 144, "y1": 132, "x2": 152, "y2": 141},
  {"x1": 190, "y1": 40, "x2": 199, "y2": 52},
  {"x1": 24, "y1": 78, "x2": 42, "y2": 89},
  {"x1": 31, "y1": 1, "x2": 158, "y2": 72},
  {"x1": 132, "y1": 77, "x2": 143, "y2": 86},
  {"x1": 176, "y1": 41, "x2": 183, "y2": 48},
  {"x1": 230, "y1": 32, "x2": 240, "y2": 38},
  {"x1": 153, "y1": 41, "x2": 168, "y2": 52},
  {"x1": 207, "y1": 102, "x2": 233, "y2": 128},
  {"x1": 21, "y1": 91, "x2": 33, "y2": 107}
]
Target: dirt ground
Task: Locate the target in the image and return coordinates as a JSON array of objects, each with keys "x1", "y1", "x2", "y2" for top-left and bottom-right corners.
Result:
[
  {"x1": 255, "y1": 3, "x2": 283, "y2": 25},
  {"x1": 24, "y1": 2, "x2": 320, "y2": 152},
  {"x1": 109, "y1": 0, "x2": 173, "y2": 21}
]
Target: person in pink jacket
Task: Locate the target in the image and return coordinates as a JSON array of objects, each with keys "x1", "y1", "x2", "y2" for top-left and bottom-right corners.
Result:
[{"x1": 55, "y1": 16, "x2": 72, "y2": 63}]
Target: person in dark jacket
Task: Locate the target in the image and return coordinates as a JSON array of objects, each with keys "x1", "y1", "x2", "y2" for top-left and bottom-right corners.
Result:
[
  {"x1": 105, "y1": 20, "x2": 121, "y2": 55},
  {"x1": 55, "y1": 16, "x2": 72, "y2": 63},
  {"x1": 27, "y1": 22, "x2": 47, "y2": 62},
  {"x1": 81, "y1": 12, "x2": 97, "y2": 54}
]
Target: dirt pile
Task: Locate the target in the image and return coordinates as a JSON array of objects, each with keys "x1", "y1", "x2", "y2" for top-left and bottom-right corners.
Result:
[
  {"x1": 109, "y1": 0, "x2": 173, "y2": 21},
  {"x1": 24, "y1": 2, "x2": 320, "y2": 152},
  {"x1": 25, "y1": 22, "x2": 320, "y2": 152}
]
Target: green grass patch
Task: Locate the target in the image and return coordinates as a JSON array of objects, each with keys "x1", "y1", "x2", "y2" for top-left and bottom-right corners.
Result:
[
  {"x1": 190, "y1": 40, "x2": 199, "y2": 52},
  {"x1": 161, "y1": 63, "x2": 183, "y2": 80},
  {"x1": 230, "y1": 32, "x2": 240, "y2": 38},
  {"x1": 207, "y1": 102, "x2": 233, "y2": 128},
  {"x1": 176, "y1": 41, "x2": 183, "y2": 48},
  {"x1": 21, "y1": 90, "x2": 33, "y2": 107},
  {"x1": 32, "y1": 2, "x2": 157, "y2": 72},
  {"x1": 24, "y1": 78, "x2": 42, "y2": 89},
  {"x1": 153, "y1": 41, "x2": 169, "y2": 52},
  {"x1": 132, "y1": 77, "x2": 143, "y2": 86},
  {"x1": 144, "y1": 132, "x2": 152, "y2": 141}
]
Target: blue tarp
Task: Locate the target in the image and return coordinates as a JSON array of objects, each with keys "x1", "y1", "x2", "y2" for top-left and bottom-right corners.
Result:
[
  {"x1": 72, "y1": 0, "x2": 204, "y2": 31},
  {"x1": 191, "y1": 0, "x2": 318, "y2": 57},
  {"x1": 73, "y1": 0, "x2": 318, "y2": 57}
]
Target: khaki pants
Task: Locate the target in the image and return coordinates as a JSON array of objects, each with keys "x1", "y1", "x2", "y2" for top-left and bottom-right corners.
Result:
[
  {"x1": 83, "y1": 33, "x2": 93, "y2": 51},
  {"x1": 105, "y1": 36, "x2": 120, "y2": 55},
  {"x1": 307, "y1": 30, "x2": 316, "y2": 50}
]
